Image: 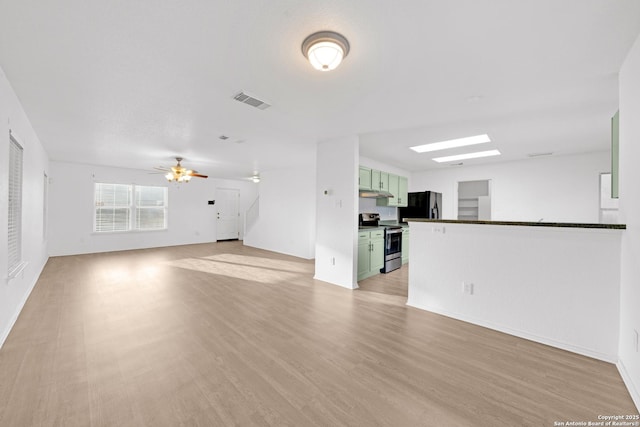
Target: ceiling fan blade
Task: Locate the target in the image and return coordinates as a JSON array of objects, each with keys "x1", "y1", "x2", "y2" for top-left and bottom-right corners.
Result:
[
  {"x1": 153, "y1": 166, "x2": 170, "y2": 171},
  {"x1": 190, "y1": 173, "x2": 208, "y2": 178}
]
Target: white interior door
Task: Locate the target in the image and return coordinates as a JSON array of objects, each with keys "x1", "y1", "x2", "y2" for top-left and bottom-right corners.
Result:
[{"x1": 216, "y1": 188, "x2": 240, "y2": 240}]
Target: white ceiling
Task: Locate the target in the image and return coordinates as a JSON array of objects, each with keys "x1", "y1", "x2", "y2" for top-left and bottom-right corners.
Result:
[{"x1": 1, "y1": 1, "x2": 639, "y2": 179}]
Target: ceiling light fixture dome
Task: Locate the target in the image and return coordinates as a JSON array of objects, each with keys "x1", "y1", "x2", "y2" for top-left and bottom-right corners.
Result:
[{"x1": 302, "y1": 31, "x2": 350, "y2": 71}]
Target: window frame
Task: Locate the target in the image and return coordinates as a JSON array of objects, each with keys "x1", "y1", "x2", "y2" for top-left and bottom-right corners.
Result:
[
  {"x1": 8, "y1": 132, "x2": 24, "y2": 277},
  {"x1": 93, "y1": 183, "x2": 168, "y2": 233}
]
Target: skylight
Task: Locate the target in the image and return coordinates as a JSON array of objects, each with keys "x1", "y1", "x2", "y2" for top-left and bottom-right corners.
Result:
[
  {"x1": 432, "y1": 149, "x2": 501, "y2": 163},
  {"x1": 409, "y1": 134, "x2": 491, "y2": 153}
]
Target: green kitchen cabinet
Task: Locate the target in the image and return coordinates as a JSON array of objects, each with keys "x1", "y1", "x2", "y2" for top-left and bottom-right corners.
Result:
[
  {"x1": 372, "y1": 170, "x2": 389, "y2": 192},
  {"x1": 377, "y1": 173, "x2": 408, "y2": 207},
  {"x1": 397, "y1": 176, "x2": 408, "y2": 207},
  {"x1": 371, "y1": 169, "x2": 381, "y2": 191},
  {"x1": 378, "y1": 174, "x2": 399, "y2": 207},
  {"x1": 359, "y1": 167, "x2": 372, "y2": 190},
  {"x1": 370, "y1": 235, "x2": 384, "y2": 272},
  {"x1": 357, "y1": 235, "x2": 371, "y2": 279},
  {"x1": 357, "y1": 229, "x2": 385, "y2": 281}
]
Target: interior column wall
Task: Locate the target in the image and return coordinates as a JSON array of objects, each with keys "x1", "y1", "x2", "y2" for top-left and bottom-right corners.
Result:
[
  {"x1": 618, "y1": 31, "x2": 640, "y2": 411},
  {"x1": 314, "y1": 135, "x2": 359, "y2": 289}
]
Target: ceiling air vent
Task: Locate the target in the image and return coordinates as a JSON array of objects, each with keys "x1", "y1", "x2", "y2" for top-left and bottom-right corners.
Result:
[{"x1": 233, "y1": 91, "x2": 271, "y2": 110}]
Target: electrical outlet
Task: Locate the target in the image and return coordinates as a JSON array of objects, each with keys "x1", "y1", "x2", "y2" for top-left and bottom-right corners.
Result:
[
  {"x1": 634, "y1": 329, "x2": 638, "y2": 353},
  {"x1": 331, "y1": 257, "x2": 335, "y2": 266}
]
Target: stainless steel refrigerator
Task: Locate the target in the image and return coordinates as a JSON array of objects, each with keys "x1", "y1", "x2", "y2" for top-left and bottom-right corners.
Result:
[{"x1": 398, "y1": 191, "x2": 442, "y2": 223}]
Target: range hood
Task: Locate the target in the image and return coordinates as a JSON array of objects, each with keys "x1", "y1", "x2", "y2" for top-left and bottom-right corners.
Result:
[{"x1": 359, "y1": 190, "x2": 394, "y2": 198}]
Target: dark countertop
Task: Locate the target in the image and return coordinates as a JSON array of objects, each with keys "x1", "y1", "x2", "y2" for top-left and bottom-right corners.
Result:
[
  {"x1": 358, "y1": 221, "x2": 409, "y2": 231},
  {"x1": 403, "y1": 218, "x2": 626, "y2": 230}
]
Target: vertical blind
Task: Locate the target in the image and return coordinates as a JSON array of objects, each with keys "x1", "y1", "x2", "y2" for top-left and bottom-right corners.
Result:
[
  {"x1": 94, "y1": 183, "x2": 167, "y2": 232},
  {"x1": 8, "y1": 135, "x2": 24, "y2": 274}
]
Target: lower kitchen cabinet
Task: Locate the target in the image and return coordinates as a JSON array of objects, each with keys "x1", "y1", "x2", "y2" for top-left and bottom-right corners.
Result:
[
  {"x1": 401, "y1": 226, "x2": 409, "y2": 264},
  {"x1": 358, "y1": 230, "x2": 384, "y2": 281}
]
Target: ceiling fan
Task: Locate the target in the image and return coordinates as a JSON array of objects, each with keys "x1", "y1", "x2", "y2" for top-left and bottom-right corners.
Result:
[{"x1": 153, "y1": 157, "x2": 208, "y2": 182}]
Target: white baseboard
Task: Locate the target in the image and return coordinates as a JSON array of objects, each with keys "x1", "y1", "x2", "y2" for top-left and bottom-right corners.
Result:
[
  {"x1": 617, "y1": 359, "x2": 640, "y2": 413},
  {"x1": 406, "y1": 299, "x2": 617, "y2": 363},
  {"x1": 0, "y1": 257, "x2": 48, "y2": 349}
]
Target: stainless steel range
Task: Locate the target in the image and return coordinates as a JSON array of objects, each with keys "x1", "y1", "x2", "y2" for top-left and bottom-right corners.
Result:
[
  {"x1": 381, "y1": 226, "x2": 402, "y2": 273},
  {"x1": 359, "y1": 212, "x2": 380, "y2": 227}
]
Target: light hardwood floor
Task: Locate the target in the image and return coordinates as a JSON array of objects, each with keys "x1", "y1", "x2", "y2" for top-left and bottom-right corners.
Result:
[{"x1": 0, "y1": 241, "x2": 636, "y2": 426}]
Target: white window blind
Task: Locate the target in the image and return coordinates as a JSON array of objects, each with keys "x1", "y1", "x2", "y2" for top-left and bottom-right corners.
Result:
[
  {"x1": 94, "y1": 183, "x2": 132, "y2": 232},
  {"x1": 8, "y1": 135, "x2": 24, "y2": 274},
  {"x1": 135, "y1": 185, "x2": 168, "y2": 230},
  {"x1": 43, "y1": 172, "x2": 48, "y2": 241},
  {"x1": 94, "y1": 183, "x2": 167, "y2": 232}
]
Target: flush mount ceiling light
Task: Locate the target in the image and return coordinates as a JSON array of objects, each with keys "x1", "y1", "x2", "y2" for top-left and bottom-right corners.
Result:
[
  {"x1": 302, "y1": 31, "x2": 350, "y2": 71},
  {"x1": 432, "y1": 149, "x2": 501, "y2": 163},
  {"x1": 410, "y1": 134, "x2": 491, "y2": 153}
]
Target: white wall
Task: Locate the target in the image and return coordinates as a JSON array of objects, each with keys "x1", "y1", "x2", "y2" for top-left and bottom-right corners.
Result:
[
  {"x1": 314, "y1": 135, "x2": 359, "y2": 289},
  {"x1": 408, "y1": 221, "x2": 622, "y2": 362},
  {"x1": 48, "y1": 161, "x2": 257, "y2": 256},
  {"x1": 618, "y1": 32, "x2": 640, "y2": 410},
  {"x1": 411, "y1": 151, "x2": 610, "y2": 223},
  {"x1": 242, "y1": 167, "x2": 316, "y2": 259},
  {"x1": 0, "y1": 66, "x2": 50, "y2": 347}
]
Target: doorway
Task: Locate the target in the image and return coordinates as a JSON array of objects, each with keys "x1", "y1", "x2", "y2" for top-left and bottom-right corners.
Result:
[
  {"x1": 216, "y1": 188, "x2": 240, "y2": 241},
  {"x1": 457, "y1": 179, "x2": 491, "y2": 220}
]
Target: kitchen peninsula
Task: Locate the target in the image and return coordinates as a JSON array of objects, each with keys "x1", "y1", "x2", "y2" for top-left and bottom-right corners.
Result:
[{"x1": 406, "y1": 219, "x2": 625, "y2": 362}]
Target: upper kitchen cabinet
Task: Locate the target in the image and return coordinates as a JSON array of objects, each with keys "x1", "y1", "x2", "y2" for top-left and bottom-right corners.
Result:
[
  {"x1": 359, "y1": 166, "x2": 372, "y2": 190},
  {"x1": 371, "y1": 170, "x2": 389, "y2": 192},
  {"x1": 377, "y1": 174, "x2": 408, "y2": 207},
  {"x1": 398, "y1": 176, "x2": 408, "y2": 207}
]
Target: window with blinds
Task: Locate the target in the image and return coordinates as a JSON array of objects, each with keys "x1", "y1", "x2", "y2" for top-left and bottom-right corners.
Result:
[
  {"x1": 135, "y1": 185, "x2": 168, "y2": 230},
  {"x1": 94, "y1": 183, "x2": 167, "y2": 232},
  {"x1": 8, "y1": 135, "x2": 24, "y2": 275},
  {"x1": 43, "y1": 172, "x2": 49, "y2": 241}
]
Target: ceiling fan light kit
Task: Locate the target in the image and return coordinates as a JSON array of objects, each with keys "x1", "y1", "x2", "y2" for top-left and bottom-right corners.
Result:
[
  {"x1": 159, "y1": 157, "x2": 208, "y2": 183},
  {"x1": 302, "y1": 31, "x2": 350, "y2": 71}
]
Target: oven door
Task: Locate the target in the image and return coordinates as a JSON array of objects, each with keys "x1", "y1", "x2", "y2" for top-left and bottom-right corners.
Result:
[{"x1": 385, "y1": 229, "x2": 402, "y2": 257}]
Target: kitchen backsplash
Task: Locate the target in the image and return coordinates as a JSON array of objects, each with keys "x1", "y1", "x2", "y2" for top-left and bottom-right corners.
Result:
[{"x1": 359, "y1": 197, "x2": 397, "y2": 220}]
